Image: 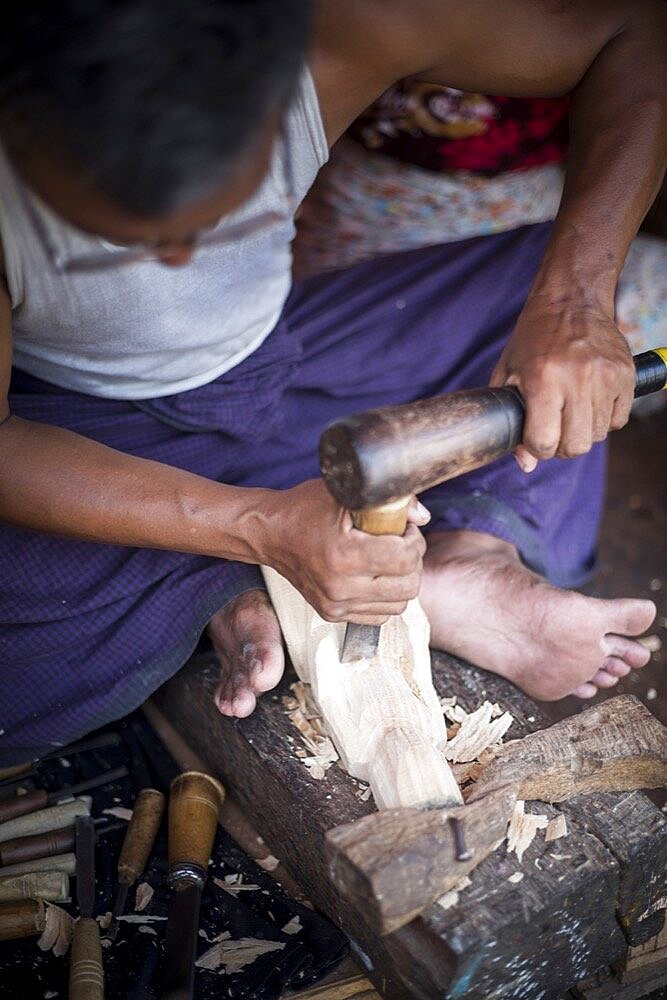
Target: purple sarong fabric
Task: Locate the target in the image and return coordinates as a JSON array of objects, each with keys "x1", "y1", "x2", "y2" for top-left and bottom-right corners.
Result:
[{"x1": 0, "y1": 223, "x2": 605, "y2": 764}]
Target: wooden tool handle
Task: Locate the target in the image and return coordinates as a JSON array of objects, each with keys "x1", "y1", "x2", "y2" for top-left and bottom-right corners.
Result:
[
  {"x1": 0, "y1": 898, "x2": 46, "y2": 941},
  {"x1": 117, "y1": 788, "x2": 165, "y2": 885},
  {"x1": 0, "y1": 789, "x2": 48, "y2": 824},
  {"x1": 320, "y1": 348, "x2": 667, "y2": 510},
  {"x1": 0, "y1": 852, "x2": 77, "y2": 878},
  {"x1": 0, "y1": 797, "x2": 91, "y2": 845},
  {"x1": 351, "y1": 496, "x2": 411, "y2": 536},
  {"x1": 69, "y1": 916, "x2": 104, "y2": 1000},
  {"x1": 168, "y1": 771, "x2": 224, "y2": 879},
  {"x1": 0, "y1": 825, "x2": 75, "y2": 866},
  {"x1": 0, "y1": 871, "x2": 69, "y2": 903}
]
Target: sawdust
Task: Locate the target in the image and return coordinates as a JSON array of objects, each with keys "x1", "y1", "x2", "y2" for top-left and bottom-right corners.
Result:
[
  {"x1": 37, "y1": 902, "x2": 73, "y2": 957},
  {"x1": 506, "y1": 800, "x2": 548, "y2": 863},
  {"x1": 282, "y1": 682, "x2": 338, "y2": 779},
  {"x1": 195, "y1": 930, "x2": 285, "y2": 974},
  {"x1": 442, "y1": 700, "x2": 514, "y2": 764},
  {"x1": 134, "y1": 882, "x2": 154, "y2": 912},
  {"x1": 545, "y1": 814, "x2": 568, "y2": 843}
]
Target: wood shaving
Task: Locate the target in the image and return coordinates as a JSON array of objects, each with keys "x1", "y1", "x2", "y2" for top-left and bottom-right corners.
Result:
[
  {"x1": 138, "y1": 925, "x2": 157, "y2": 935},
  {"x1": 444, "y1": 701, "x2": 514, "y2": 763},
  {"x1": 134, "y1": 882, "x2": 154, "y2": 912},
  {"x1": 37, "y1": 902, "x2": 73, "y2": 957},
  {"x1": 282, "y1": 682, "x2": 339, "y2": 776},
  {"x1": 646, "y1": 688, "x2": 657, "y2": 701},
  {"x1": 257, "y1": 854, "x2": 280, "y2": 872},
  {"x1": 436, "y1": 875, "x2": 472, "y2": 911},
  {"x1": 118, "y1": 914, "x2": 167, "y2": 923},
  {"x1": 213, "y1": 876, "x2": 260, "y2": 896},
  {"x1": 356, "y1": 785, "x2": 372, "y2": 802},
  {"x1": 102, "y1": 806, "x2": 133, "y2": 821},
  {"x1": 545, "y1": 815, "x2": 568, "y2": 843},
  {"x1": 97, "y1": 911, "x2": 112, "y2": 930},
  {"x1": 282, "y1": 916, "x2": 302, "y2": 935},
  {"x1": 508, "y1": 872, "x2": 524, "y2": 884},
  {"x1": 506, "y1": 800, "x2": 548, "y2": 863},
  {"x1": 195, "y1": 931, "x2": 285, "y2": 974}
]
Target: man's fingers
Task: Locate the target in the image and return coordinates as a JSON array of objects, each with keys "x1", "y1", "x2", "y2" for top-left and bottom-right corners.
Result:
[
  {"x1": 513, "y1": 445, "x2": 538, "y2": 473},
  {"x1": 559, "y1": 398, "x2": 593, "y2": 458},
  {"x1": 520, "y1": 390, "x2": 564, "y2": 461},
  {"x1": 407, "y1": 497, "x2": 431, "y2": 527},
  {"x1": 610, "y1": 390, "x2": 633, "y2": 431}
]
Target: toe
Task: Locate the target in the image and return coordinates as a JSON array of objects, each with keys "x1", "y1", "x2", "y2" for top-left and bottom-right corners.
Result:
[
  {"x1": 250, "y1": 644, "x2": 285, "y2": 693},
  {"x1": 607, "y1": 598, "x2": 656, "y2": 637},
  {"x1": 231, "y1": 688, "x2": 257, "y2": 718},
  {"x1": 602, "y1": 656, "x2": 631, "y2": 678},
  {"x1": 600, "y1": 634, "x2": 651, "y2": 668},
  {"x1": 590, "y1": 669, "x2": 619, "y2": 689},
  {"x1": 571, "y1": 682, "x2": 598, "y2": 699}
]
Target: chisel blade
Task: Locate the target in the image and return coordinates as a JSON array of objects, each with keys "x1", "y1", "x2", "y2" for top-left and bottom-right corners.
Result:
[
  {"x1": 340, "y1": 622, "x2": 380, "y2": 662},
  {"x1": 160, "y1": 883, "x2": 201, "y2": 1000},
  {"x1": 75, "y1": 814, "x2": 96, "y2": 918}
]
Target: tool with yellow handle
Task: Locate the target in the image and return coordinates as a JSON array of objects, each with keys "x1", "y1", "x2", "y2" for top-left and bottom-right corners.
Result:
[{"x1": 319, "y1": 348, "x2": 667, "y2": 662}]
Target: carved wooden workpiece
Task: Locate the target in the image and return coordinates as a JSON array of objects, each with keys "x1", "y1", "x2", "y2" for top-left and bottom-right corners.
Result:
[
  {"x1": 262, "y1": 567, "x2": 461, "y2": 809},
  {"x1": 326, "y1": 694, "x2": 666, "y2": 935}
]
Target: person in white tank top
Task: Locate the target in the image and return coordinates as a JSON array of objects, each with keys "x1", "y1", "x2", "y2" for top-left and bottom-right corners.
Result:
[{"x1": 0, "y1": 1, "x2": 663, "y2": 763}]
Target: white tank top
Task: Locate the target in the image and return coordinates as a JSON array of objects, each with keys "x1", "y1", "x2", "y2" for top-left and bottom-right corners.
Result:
[{"x1": 0, "y1": 70, "x2": 328, "y2": 399}]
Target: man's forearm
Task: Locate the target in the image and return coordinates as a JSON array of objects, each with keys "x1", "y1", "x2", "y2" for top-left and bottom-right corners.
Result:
[
  {"x1": 534, "y1": 5, "x2": 666, "y2": 310},
  {"x1": 0, "y1": 415, "x2": 275, "y2": 562}
]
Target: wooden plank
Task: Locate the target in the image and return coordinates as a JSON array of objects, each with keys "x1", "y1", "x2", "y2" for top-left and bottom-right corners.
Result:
[{"x1": 153, "y1": 649, "x2": 665, "y2": 999}]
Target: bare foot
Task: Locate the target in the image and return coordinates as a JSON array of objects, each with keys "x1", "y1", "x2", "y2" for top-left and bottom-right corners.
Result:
[
  {"x1": 209, "y1": 590, "x2": 285, "y2": 718},
  {"x1": 420, "y1": 530, "x2": 656, "y2": 701}
]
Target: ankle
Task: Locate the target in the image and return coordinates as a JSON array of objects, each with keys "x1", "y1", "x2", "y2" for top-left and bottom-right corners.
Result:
[{"x1": 424, "y1": 529, "x2": 520, "y2": 565}]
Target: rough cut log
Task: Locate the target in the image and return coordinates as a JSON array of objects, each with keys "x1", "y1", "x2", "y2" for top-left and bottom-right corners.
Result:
[
  {"x1": 262, "y1": 567, "x2": 462, "y2": 809},
  {"x1": 468, "y1": 694, "x2": 667, "y2": 804}
]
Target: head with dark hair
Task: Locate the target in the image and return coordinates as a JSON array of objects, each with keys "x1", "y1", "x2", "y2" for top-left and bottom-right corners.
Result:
[{"x1": 0, "y1": 0, "x2": 311, "y2": 216}]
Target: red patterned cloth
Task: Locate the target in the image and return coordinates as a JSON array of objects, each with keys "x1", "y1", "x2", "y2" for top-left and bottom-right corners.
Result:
[{"x1": 348, "y1": 82, "x2": 569, "y2": 176}]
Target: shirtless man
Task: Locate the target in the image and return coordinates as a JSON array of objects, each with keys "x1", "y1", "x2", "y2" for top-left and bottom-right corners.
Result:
[{"x1": 0, "y1": 1, "x2": 664, "y2": 763}]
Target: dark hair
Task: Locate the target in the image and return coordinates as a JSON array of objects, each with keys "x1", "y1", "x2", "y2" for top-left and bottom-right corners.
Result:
[{"x1": 0, "y1": 0, "x2": 312, "y2": 214}]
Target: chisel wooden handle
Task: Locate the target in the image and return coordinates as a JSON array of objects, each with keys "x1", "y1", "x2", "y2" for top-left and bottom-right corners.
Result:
[
  {"x1": 0, "y1": 825, "x2": 75, "y2": 867},
  {"x1": 117, "y1": 788, "x2": 165, "y2": 885},
  {"x1": 0, "y1": 871, "x2": 69, "y2": 903},
  {"x1": 0, "y1": 797, "x2": 91, "y2": 844},
  {"x1": 0, "y1": 898, "x2": 46, "y2": 941},
  {"x1": 0, "y1": 788, "x2": 49, "y2": 823},
  {"x1": 320, "y1": 348, "x2": 667, "y2": 510},
  {"x1": 168, "y1": 772, "x2": 224, "y2": 883},
  {"x1": 70, "y1": 916, "x2": 104, "y2": 1000},
  {"x1": 351, "y1": 496, "x2": 411, "y2": 536},
  {"x1": 0, "y1": 852, "x2": 77, "y2": 878}
]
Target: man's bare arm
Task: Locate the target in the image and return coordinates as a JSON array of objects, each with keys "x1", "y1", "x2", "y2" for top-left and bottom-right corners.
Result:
[
  {"x1": 313, "y1": 0, "x2": 666, "y2": 462},
  {"x1": 0, "y1": 277, "x2": 424, "y2": 623}
]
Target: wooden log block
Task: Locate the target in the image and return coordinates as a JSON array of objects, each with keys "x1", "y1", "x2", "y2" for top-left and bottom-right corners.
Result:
[
  {"x1": 262, "y1": 567, "x2": 461, "y2": 809},
  {"x1": 153, "y1": 650, "x2": 665, "y2": 1000}
]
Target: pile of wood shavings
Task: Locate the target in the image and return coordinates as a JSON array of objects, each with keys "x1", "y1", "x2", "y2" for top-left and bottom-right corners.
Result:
[
  {"x1": 37, "y1": 903, "x2": 73, "y2": 957},
  {"x1": 441, "y1": 698, "x2": 514, "y2": 764},
  {"x1": 282, "y1": 681, "x2": 338, "y2": 779},
  {"x1": 506, "y1": 800, "x2": 548, "y2": 863},
  {"x1": 195, "y1": 930, "x2": 285, "y2": 974}
]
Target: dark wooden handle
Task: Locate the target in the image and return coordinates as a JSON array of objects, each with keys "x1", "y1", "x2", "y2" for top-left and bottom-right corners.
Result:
[
  {"x1": 168, "y1": 772, "x2": 224, "y2": 875},
  {"x1": 0, "y1": 825, "x2": 75, "y2": 866},
  {"x1": 0, "y1": 789, "x2": 49, "y2": 823},
  {"x1": 320, "y1": 387, "x2": 524, "y2": 509},
  {"x1": 320, "y1": 350, "x2": 666, "y2": 510},
  {"x1": 69, "y1": 916, "x2": 104, "y2": 1000},
  {"x1": 117, "y1": 788, "x2": 165, "y2": 885},
  {"x1": 0, "y1": 898, "x2": 46, "y2": 941}
]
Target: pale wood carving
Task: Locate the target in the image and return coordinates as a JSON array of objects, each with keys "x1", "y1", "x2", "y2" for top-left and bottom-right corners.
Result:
[{"x1": 262, "y1": 567, "x2": 462, "y2": 810}]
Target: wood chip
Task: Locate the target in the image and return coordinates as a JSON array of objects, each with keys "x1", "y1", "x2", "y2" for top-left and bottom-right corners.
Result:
[
  {"x1": 257, "y1": 854, "x2": 280, "y2": 872},
  {"x1": 195, "y1": 931, "x2": 285, "y2": 974},
  {"x1": 213, "y1": 876, "x2": 260, "y2": 896},
  {"x1": 118, "y1": 914, "x2": 167, "y2": 923},
  {"x1": 281, "y1": 916, "x2": 302, "y2": 935},
  {"x1": 436, "y1": 874, "x2": 472, "y2": 911},
  {"x1": 508, "y1": 872, "x2": 524, "y2": 884},
  {"x1": 37, "y1": 902, "x2": 74, "y2": 957},
  {"x1": 97, "y1": 911, "x2": 112, "y2": 930},
  {"x1": 444, "y1": 701, "x2": 514, "y2": 763},
  {"x1": 545, "y1": 814, "x2": 568, "y2": 843},
  {"x1": 506, "y1": 800, "x2": 548, "y2": 863},
  {"x1": 282, "y1": 682, "x2": 338, "y2": 776},
  {"x1": 134, "y1": 882, "x2": 154, "y2": 912},
  {"x1": 102, "y1": 806, "x2": 133, "y2": 821}
]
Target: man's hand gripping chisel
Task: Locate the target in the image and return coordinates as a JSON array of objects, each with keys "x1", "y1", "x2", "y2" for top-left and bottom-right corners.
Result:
[{"x1": 319, "y1": 347, "x2": 667, "y2": 662}]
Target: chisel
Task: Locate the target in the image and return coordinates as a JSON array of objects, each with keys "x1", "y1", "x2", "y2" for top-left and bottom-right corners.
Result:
[
  {"x1": 319, "y1": 347, "x2": 667, "y2": 662},
  {"x1": 107, "y1": 788, "x2": 165, "y2": 940},
  {"x1": 0, "y1": 766, "x2": 128, "y2": 824},
  {"x1": 0, "y1": 817, "x2": 126, "y2": 867},
  {"x1": 0, "y1": 796, "x2": 92, "y2": 844},
  {"x1": 0, "y1": 870, "x2": 69, "y2": 903},
  {"x1": 0, "y1": 732, "x2": 123, "y2": 786},
  {"x1": 160, "y1": 771, "x2": 225, "y2": 1000},
  {"x1": 70, "y1": 814, "x2": 104, "y2": 1000}
]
